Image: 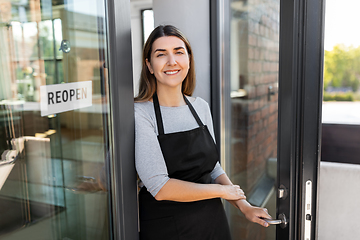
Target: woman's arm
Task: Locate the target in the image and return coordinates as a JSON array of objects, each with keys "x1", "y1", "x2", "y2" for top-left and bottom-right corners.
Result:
[
  {"x1": 135, "y1": 102, "x2": 245, "y2": 202},
  {"x1": 155, "y1": 178, "x2": 246, "y2": 202},
  {"x1": 214, "y1": 173, "x2": 272, "y2": 227}
]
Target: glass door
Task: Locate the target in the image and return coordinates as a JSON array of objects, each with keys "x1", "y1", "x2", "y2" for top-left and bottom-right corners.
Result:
[
  {"x1": 212, "y1": 0, "x2": 325, "y2": 240},
  {"x1": 0, "y1": 0, "x2": 118, "y2": 239},
  {"x1": 225, "y1": 1, "x2": 280, "y2": 239}
]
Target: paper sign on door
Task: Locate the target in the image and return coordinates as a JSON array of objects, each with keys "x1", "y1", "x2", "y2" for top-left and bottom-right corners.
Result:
[{"x1": 40, "y1": 81, "x2": 92, "y2": 116}]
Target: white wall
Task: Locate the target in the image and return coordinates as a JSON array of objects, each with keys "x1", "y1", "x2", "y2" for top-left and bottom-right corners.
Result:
[
  {"x1": 317, "y1": 162, "x2": 360, "y2": 239},
  {"x1": 130, "y1": 0, "x2": 152, "y2": 96},
  {"x1": 152, "y1": 0, "x2": 211, "y2": 103}
]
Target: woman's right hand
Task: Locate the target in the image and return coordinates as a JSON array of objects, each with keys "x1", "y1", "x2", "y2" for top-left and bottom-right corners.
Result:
[{"x1": 220, "y1": 184, "x2": 246, "y2": 200}]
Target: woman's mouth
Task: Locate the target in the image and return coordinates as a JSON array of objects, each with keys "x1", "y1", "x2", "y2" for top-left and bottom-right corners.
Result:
[{"x1": 164, "y1": 70, "x2": 180, "y2": 75}]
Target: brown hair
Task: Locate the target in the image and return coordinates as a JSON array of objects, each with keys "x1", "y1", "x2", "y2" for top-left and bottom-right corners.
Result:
[{"x1": 134, "y1": 25, "x2": 196, "y2": 102}]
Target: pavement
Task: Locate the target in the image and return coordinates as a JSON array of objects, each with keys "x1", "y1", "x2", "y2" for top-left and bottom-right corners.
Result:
[{"x1": 322, "y1": 101, "x2": 360, "y2": 125}]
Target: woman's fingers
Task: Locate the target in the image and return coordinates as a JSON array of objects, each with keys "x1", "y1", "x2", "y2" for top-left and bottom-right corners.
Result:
[
  {"x1": 244, "y1": 207, "x2": 273, "y2": 227},
  {"x1": 255, "y1": 209, "x2": 273, "y2": 227},
  {"x1": 221, "y1": 185, "x2": 246, "y2": 200}
]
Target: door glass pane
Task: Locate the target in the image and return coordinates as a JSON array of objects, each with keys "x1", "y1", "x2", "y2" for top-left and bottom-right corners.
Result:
[
  {"x1": 0, "y1": 0, "x2": 112, "y2": 239},
  {"x1": 226, "y1": 0, "x2": 279, "y2": 239}
]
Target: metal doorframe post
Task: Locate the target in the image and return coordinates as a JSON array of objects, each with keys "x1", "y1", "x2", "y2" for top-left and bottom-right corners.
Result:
[{"x1": 105, "y1": 0, "x2": 139, "y2": 239}]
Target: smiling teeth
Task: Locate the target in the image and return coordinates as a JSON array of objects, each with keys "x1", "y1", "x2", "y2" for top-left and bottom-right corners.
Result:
[{"x1": 165, "y1": 70, "x2": 179, "y2": 75}]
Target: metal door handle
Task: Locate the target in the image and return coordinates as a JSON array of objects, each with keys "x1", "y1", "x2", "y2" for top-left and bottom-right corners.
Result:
[
  {"x1": 0, "y1": 150, "x2": 18, "y2": 166},
  {"x1": 262, "y1": 213, "x2": 288, "y2": 228},
  {"x1": 268, "y1": 86, "x2": 276, "y2": 100}
]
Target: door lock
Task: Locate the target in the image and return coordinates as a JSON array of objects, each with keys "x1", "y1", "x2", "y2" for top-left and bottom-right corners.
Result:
[
  {"x1": 304, "y1": 180, "x2": 312, "y2": 240},
  {"x1": 278, "y1": 184, "x2": 288, "y2": 199}
]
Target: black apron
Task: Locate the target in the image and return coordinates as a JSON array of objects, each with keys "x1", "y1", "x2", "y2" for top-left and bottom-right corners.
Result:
[{"x1": 139, "y1": 93, "x2": 231, "y2": 240}]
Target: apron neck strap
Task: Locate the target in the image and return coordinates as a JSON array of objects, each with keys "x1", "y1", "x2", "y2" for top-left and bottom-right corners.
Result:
[
  {"x1": 182, "y1": 94, "x2": 204, "y2": 127},
  {"x1": 152, "y1": 92, "x2": 165, "y2": 135},
  {"x1": 152, "y1": 92, "x2": 204, "y2": 135}
]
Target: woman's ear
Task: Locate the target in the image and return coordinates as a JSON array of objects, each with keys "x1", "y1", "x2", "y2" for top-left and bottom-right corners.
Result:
[{"x1": 145, "y1": 59, "x2": 154, "y2": 74}]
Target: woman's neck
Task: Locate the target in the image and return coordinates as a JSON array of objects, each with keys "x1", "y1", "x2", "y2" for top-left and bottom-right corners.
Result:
[{"x1": 156, "y1": 87, "x2": 186, "y2": 107}]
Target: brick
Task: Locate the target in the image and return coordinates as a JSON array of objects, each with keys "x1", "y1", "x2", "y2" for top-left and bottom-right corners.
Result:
[
  {"x1": 255, "y1": 48, "x2": 261, "y2": 60},
  {"x1": 248, "y1": 21, "x2": 254, "y2": 34},
  {"x1": 253, "y1": 100, "x2": 260, "y2": 111},
  {"x1": 256, "y1": 85, "x2": 267, "y2": 97},
  {"x1": 232, "y1": 142, "x2": 247, "y2": 174},
  {"x1": 258, "y1": 49, "x2": 264, "y2": 61},
  {"x1": 247, "y1": 136, "x2": 258, "y2": 152},
  {"x1": 248, "y1": 47, "x2": 254, "y2": 60},
  {"x1": 253, "y1": 62, "x2": 261, "y2": 73},
  {"x1": 263, "y1": 118, "x2": 269, "y2": 127},
  {"x1": 266, "y1": 121, "x2": 277, "y2": 135},
  {"x1": 247, "y1": 149, "x2": 255, "y2": 164},
  {"x1": 257, "y1": 141, "x2": 266, "y2": 156},
  {"x1": 248, "y1": 124, "x2": 257, "y2": 138},
  {"x1": 269, "y1": 102, "x2": 278, "y2": 113},
  {"x1": 247, "y1": 75, "x2": 255, "y2": 85},
  {"x1": 255, "y1": 130, "x2": 266, "y2": 144},
  {"x1": 261, "y1": 106, "x2": 269, "y2": 118},
  {"x1": 269, "y1": 112, "x2": 278, "y2": 124},
  {"x1": 248, "y1": 61, "x2": 254, "y2": 73},
  {"x1": 265, "y1": 144, "x2": 274, "y2": 158},
  {"x1": 248, "y1": 101, "x2": 256, "y2": 112},
  {"x1": 254, "y1": 22, "x2": 260, "y2": 35},
  {"x1": 247, "y1": 123, "x2": 255, "y2": 137},
  {"x1": 253, "y1": 75, "x2": 262, "y2": 85},
  {"x1": 246, "y1": 86, "x2": 256, "y2": 99},
  {"x1": 248, "y1": 34, "x2": 257, "y2": 46},
  {"x1": 265, "y1": 135, "x2": 273, "y2": 147}
]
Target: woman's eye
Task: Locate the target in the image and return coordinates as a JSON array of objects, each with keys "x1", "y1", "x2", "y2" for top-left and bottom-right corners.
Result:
[
  {"x1": 156, "y1": 53, "x2": 164, "y2": 57},
  {"x1": 176, "y1": 51, "x2": 184, "y2": 55}
]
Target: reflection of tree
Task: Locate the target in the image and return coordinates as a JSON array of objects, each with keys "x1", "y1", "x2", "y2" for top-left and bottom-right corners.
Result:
[{"x1": 324, "y1": 44, "x2": 360, "y2": 92}]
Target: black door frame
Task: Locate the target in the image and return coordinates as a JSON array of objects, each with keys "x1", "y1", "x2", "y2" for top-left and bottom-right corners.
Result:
[
  {"x1": 278, "y1": 0, "x2": 325, "y2": 239},
  {"x1": 210, "y1": 0, "x2": 325, "y2": 239},
  {"x1": 105, "y1": 0, "x2": 139, "y2": 239}
]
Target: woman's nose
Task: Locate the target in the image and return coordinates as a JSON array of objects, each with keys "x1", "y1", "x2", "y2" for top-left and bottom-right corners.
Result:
[{"x1": 167, "y1": 54, "x2": 177, "y2": 66}]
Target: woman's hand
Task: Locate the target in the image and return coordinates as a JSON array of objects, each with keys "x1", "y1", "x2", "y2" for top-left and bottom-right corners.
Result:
[
  {"x1": 241, "y1": 205, "x2": 272, "y2": 227},
  {"x1": 220, "y1": 185, "x2": 246, "y2": 201}
]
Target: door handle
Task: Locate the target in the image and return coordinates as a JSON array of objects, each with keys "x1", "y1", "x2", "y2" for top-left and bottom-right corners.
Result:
[
  {"x1": 0, "y1": 150, "x2": 18, "y2": 166},
  {"x1": 268, "y1": 86, "x2": 276, "y2": 100},
  {"x1": 262, "y1": 213, "x2": 288, "y2": 228}
]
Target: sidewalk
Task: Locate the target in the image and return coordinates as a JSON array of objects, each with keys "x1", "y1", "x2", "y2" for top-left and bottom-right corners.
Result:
[{"x1": 322, "y1": 102, "x2": 360, "y2": 125}]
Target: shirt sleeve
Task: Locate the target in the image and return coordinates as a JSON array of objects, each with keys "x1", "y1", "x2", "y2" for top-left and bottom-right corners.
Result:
[
  {"x1": 134, "y1": 104, "x2": 170, "y2": 197},
  {"x1": 200, "y1": 100, "x2": 226, "y2": 181}
]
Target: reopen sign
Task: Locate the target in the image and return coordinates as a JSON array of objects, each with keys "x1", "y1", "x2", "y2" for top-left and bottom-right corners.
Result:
[{"x1": 40, "y1": 81, "x2": 92, "y2": 116}]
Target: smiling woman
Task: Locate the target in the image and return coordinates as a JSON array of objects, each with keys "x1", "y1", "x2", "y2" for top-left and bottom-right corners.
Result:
[
  {"x1": 135, "y1": 25, "x2": 196, "y2": 103},
  {"x1": 145, "y1": 36, "x2": 190, "y2": 98},
  {"x1": 134, "y1": 25, "x2": 271, "y2": 240}
]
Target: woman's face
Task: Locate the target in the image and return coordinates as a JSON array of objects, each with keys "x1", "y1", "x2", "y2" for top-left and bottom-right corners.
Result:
[{"x1": 146, "y1": 36, "x2": 190, "y2": 91}]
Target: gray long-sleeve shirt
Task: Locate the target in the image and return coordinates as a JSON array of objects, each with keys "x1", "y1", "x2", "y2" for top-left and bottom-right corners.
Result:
[{"x1": 134, "y1": 96, "x2": 225, "y2": 197}]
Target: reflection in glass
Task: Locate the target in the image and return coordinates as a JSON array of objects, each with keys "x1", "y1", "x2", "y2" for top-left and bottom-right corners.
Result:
[
  {"x1": 226, "y1": 0, "x2": 279, "y2": 239},
  {"x1": 0, "y1": 1, "x2": 112, "y2": 239}
]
